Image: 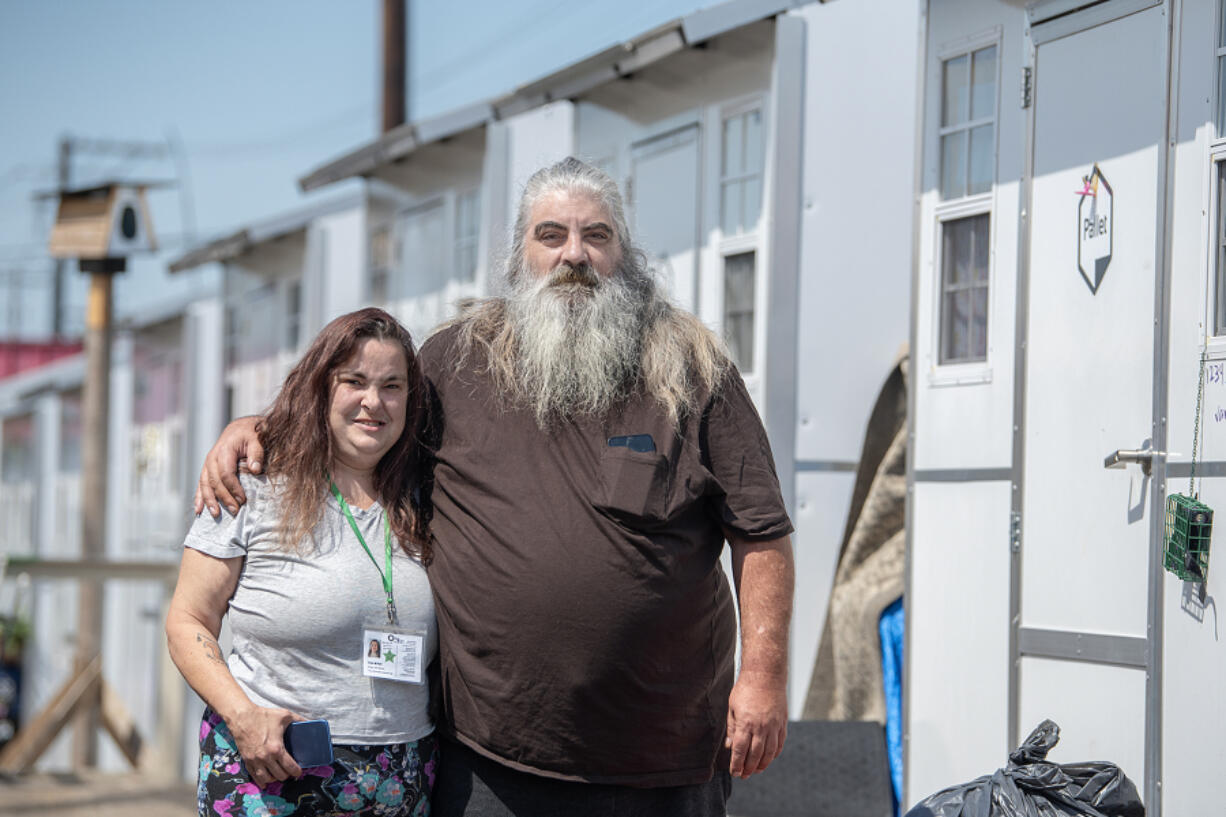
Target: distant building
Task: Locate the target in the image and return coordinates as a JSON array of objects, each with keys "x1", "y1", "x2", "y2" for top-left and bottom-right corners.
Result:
[
  {"x1": 0, "y1": 292, "x2": 222, "y2": 773},
  {"x1": 0, "y1": 341, "x2": 82, "y2": 380}
]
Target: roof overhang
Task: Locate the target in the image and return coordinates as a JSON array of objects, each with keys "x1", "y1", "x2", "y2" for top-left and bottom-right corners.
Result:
[
  {"x1": 168, "y1": 191, "x2": 364, "y2": 272},
  {"x1": 298, "y1": 0, "x2": 805, "y2": 193}
]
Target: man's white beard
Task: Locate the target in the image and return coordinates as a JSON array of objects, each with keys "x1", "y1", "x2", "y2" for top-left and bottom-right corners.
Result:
[{"x1": 506, "y1": 261, "x2": 647, "y2": 424}]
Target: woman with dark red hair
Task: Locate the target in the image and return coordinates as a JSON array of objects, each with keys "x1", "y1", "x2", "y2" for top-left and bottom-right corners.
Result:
[{"x1": 166, "y1": 307, "x2": 437, "y2": 816}]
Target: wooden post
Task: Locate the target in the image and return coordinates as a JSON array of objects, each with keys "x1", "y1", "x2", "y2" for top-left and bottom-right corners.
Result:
[{"x1": 72, "y1": 260, "x2": 121, "y2": 769}]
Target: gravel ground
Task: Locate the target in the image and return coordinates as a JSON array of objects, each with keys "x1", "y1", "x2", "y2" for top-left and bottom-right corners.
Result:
[{"x1": 0, "y1": 772, "x2": 196, "y2": 816}]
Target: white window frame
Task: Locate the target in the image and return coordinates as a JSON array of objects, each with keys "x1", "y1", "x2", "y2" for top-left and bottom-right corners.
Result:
[
  {"x1": 1214, "y1": 0, "x2": 1226, "y2": 145},
  {"x1": 1202, "y1": 146, "x2": 1226, "y2": 359},
  {"x1": 1205, "y1": 4, "x2": 1226, "y2": 362},
  {"x1": 929, "y1": 29, "x2": 1001, "y2": 385},
  {"x1": 718, "y1": 98, "x2": 767, "y2": 240},
  {"x1": 712, "y1": 95, "x2": 768, "y2": 379},
  {"x1": 937, "y1": 33, "x2": 1001, "y2": 201},
  {"x1": 931, "y1": 200, "x2": 994, "y2": 382}
]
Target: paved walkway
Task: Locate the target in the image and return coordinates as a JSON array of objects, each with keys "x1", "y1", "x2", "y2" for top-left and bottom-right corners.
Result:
[{"x1": 0, "y1": 772, "x2": 196, "y2": 816}]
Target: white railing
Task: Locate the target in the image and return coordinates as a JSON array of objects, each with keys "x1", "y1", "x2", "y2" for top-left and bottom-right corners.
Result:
[{"x1": 0, "y1": 482, "x2": 35, "y2": 558}]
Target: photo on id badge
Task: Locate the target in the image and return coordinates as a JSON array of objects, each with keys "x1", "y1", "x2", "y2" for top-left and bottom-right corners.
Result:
[{"x1": 363, "y1": 627, "x2": 424, "y2": 684}]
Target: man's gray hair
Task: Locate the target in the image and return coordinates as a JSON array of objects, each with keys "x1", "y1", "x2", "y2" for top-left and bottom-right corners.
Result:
[{"x1": 507, "y1": 157, "x2": 642, "y2": 281}]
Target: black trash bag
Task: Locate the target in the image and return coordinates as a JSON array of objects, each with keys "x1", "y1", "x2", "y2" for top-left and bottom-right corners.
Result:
[{"x1": 905, "y1": 720, "x2": 1144, "y2": 817}]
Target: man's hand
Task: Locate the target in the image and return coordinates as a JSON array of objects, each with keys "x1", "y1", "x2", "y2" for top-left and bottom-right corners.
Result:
[
  {"x1": 194, "y1": 416, "x2": 263, "y2": 517},
  {"x1": 726, "y1": 669, "x2": 788, "y2": 778},
  {"x1": 225, "y1": 702, "x2": 305, "y2": 783}
]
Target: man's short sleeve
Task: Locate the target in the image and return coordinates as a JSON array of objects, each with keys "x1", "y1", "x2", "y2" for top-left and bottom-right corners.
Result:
[
  {"x1": 702, "y1": 370, "x2": 794, "y2": 541},
  {"x1": 183, "y1": 472, "x2": 265, "y2": 559}
]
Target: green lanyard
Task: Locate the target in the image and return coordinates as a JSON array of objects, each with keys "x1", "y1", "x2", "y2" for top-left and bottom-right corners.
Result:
[{"x1": 329, "y1": 480, "x2": 397, "y2": 624}]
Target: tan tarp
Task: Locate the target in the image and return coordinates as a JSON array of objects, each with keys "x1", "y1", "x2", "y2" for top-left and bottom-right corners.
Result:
[{"x1": 803, "y1": 345, "x2": 908, "y2": 723}]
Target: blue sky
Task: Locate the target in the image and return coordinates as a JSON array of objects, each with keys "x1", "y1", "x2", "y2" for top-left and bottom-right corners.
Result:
[{"x1": 0, "y1": 0, "x2": 711, "y2": 337}]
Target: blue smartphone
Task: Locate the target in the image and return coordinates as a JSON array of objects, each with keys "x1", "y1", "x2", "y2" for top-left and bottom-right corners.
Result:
[{"x1": 283, "y1": 719, "x2": 333, "y2": 767}]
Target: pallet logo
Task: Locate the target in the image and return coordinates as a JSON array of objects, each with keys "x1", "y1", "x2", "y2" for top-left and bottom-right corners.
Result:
[{"x1": 1076, "y1": 164, "x2": 1113, "y2": 294}]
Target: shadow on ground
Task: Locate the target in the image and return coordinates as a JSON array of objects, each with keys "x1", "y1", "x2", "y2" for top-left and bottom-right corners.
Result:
[{"x1": 0, "y1": 772, "x2": 195, "y2": 816}]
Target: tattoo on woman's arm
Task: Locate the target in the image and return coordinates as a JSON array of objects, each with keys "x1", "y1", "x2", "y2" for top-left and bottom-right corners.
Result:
[{"x1": 196, "y1": 632, "x2": 225, "y2": 665}]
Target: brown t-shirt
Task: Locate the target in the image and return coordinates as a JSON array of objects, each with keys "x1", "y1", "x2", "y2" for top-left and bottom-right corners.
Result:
[{"x1": 420, "y1": 323, "x2": 793, "y2": 787}]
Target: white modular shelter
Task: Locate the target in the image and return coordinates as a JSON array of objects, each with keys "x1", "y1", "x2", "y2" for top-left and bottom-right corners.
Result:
[
  {"x1": 301, "y1": 0, "x2": 922, "y2": 719},
  {"x1": 909, "y1": 1, "x2": 1226, "y2": 813},
  {"x1": 170, "y1": 193, "x2": 374, "y2": 419}
]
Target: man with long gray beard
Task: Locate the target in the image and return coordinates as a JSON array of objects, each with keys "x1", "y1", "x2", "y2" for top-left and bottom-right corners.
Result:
[{"x1": 197, "y1": 157, "x2": 794, "y2": 816}]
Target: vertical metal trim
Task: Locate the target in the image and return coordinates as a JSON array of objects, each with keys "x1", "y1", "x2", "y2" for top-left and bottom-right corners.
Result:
[
  {"x1": 903, "y1": 0, "x2": 930, "y2": 806},
  {"x1": 763, "y1": 11, "x2": 804, "y2": 714},
  {"x1": 765, "y1": 13, "x2": 805, "y2": 520},
  {"x1": 1009, "y1": 17, "x2": 1039, "y2": 757},
  {"x1": 1147, "y1": 2, "x2": 1178, "y2": 813}
]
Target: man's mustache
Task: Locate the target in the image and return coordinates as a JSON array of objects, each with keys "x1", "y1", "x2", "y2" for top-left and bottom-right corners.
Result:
[{"x1": 547, "y1": 263, "x2": 600, "y2": 288}]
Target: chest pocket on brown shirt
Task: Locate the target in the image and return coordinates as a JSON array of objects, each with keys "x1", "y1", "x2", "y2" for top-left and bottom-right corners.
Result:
[{"x1": 594, "y1": 445, "x2": 671, "y2": 524}]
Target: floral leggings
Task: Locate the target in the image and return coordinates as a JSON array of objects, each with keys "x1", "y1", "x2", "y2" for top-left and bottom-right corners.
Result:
[{"x1": 197, "y1": 707, "x2": 437, "y2": 816}]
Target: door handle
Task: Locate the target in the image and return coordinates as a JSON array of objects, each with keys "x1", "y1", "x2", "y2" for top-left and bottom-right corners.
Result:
[{"x1": 1103, "y1": 449, "x2": 1159, "y2": 476}]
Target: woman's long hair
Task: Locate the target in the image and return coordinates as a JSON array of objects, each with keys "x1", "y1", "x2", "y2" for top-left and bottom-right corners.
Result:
[{"x1": 258, "y1": 307, "x2": 431, "y2": 562}]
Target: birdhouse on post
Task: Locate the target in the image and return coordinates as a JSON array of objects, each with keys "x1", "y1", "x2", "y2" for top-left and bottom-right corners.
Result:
[
  {"x1": 39, "y1": 181, "x2": 157, "y2": 771},
  {"x1": 48, "y1": 183, "x2": 156, "y2": 272}
]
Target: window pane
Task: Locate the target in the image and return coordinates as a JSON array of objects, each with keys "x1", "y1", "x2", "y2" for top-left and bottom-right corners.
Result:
[
  {"x1": 942, "y1": 289, "x2": 970, "y2": 362},
  {"x1": 968, "y1": 124, "x2": 994, "y2": 195},
  {"x1": 1, "y1": 415, "x2": 35, "y2": 482},
  {"x1": 721, "y1": 180, "x2": 743, "y2": 235},
  {"x1": 1218, "y1": 162, "x2": 1226, "y2": 334},
  {"x1": 744, "y1": 176, "x2": 762, "y2": 233},
  {"x1": 1218, "y1": 55, "x2": 1226, "y2": 138},
  {"x1": 455, "y1": 189, "x2": 480, "y2": 282},
  {"x1": 60, "y1": 390, "x2": 82, "y2": 474},
  {"x1": 970, "y1": 46, "x2": 997, "y2": 120},
  {"x1": 369, "y1": 269, "x2": 388, "y2": 305},
  {"x1": 941, "y1": 131, "x2": 967, "y2": 200},
  {"x1": 398, "y1": 204, "x2": 446, "y2": 297},
  {"x1": 971, "y1": 284, "x2": 989, "y2": 357},
  {"x1": 456, "y1": 244, "x2": 477, "y2": 284},
  {"x1": 285, "y1": 280, "x2": 301, "y2": 350},
  {"x1": 1220, "y1": 1, "x2": 1226, "y2": 47},
  {"x1": 744, "y1": 109, "x2": 764, "y2": 174},
  {"x1": 943, "y1": 217, "x2": 972, "y2": 285},
  {"x1": 723, "y1": 115, "x2": 744, "y2": 176},
  {"x1": 724, "y1": 251, "x2": 756, "y2": 371},
  {"x1": 973, "y1": 212, "x2": 990, "y2": 282},
  {"x1": 942, "y1": 54, "x2": 969, "y2": 127},
  {"x1": 940, "y1": 213, "x2": 990, "y2": 364}
]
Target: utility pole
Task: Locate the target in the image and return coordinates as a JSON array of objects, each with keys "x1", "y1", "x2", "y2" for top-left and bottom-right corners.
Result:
[
  {"x1": 382, "y1": 0, "x2": 406, "y2": 132},
  {"x1": 52, "y1": 137, "x2": 71, "y2": 338}
]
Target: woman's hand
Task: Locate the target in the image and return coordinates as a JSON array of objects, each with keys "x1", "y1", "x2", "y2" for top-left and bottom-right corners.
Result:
[
  {"x1": 166, "y1": 550, "x2": 306, "y2": 785},
  {"x1": 225, "y1": 703, "x2": 306, "y2": 783},
  {"x1": 194, "y1": 416, "x2": 264, "y2": 517}
]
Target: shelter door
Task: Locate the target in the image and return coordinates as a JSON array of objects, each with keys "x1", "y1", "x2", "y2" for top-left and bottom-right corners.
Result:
[
  {"x1": 630, "y1": 125, "x2": 701, "y2": 312},
  {"x1": 1019, "y1": 2, "x2": 1165, "y2": 788}
]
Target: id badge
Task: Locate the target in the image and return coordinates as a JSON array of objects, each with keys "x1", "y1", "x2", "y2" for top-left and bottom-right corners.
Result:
[{"x1": 362, "y1": 626, "x2": 425, "y2": 684}]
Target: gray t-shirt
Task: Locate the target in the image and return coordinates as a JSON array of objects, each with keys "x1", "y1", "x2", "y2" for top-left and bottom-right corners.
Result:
[{"x1": 183, "y1": 472, "x2": 436, "y2": 744}]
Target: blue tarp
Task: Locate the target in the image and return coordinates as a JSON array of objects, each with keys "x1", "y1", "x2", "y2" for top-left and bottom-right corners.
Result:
[{"x1": 879, "y1": 596, "x2": 905, "y2": 814}]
